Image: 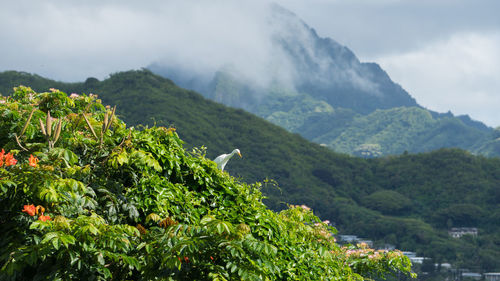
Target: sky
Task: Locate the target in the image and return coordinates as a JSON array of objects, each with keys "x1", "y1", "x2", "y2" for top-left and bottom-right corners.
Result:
[{"x1": 1, "y1": 0, "x2": 499, "y2": 127}]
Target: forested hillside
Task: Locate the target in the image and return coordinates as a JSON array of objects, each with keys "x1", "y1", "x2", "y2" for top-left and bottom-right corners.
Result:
[{"x1": 1, "y1": 70, "x2": 500, "y2": 273}]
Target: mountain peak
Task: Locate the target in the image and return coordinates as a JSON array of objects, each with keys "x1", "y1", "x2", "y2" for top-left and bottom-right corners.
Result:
[{"x1": 150, "y1": 4, "x2": 417, "y2": 114}]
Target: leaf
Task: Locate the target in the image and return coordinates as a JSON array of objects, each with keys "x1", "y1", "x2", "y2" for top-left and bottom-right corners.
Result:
[
  {"x1": 200, "y1": 215, "x2": 215, "y2": 225},
  {"x1": 50, "y1": 147, "x2": 79, "y2": 165},
  {"x1": 230, "y1": 263, "x2": 238, "y2": 273},
  {"x1": 117, "y1": 150, "x2": 128, "y2": 165},
  {"x1": 69, "y1": 251, "x2": 79, "y2": 265},
  {"x1": 216, "y1": 223, "x2": 224, "y2": 235},
  {"x1": 52, "y1": 237, "x2": 60, "y2": 250},
  {"x1": 39, "y1": 185, "x2": 60, "y2": 202},
  {"x1": 59, "y1": 234, "x2": 76, "y2": 248},
  {"x1": 96, "y1": 252, "x2": 105, "y2": 265},
  {"x1": 83, "y1": 223, "x2": 99, "y2": 235},
  {"x1": 146, "y1": 213, "x2": 161, "y2": 223},
  {"x1": 29, "y1": 221, "x2": 43, "y2": 230},
  {"x1": 41, "y1": 232, "x2": 59, "y2": 244}
]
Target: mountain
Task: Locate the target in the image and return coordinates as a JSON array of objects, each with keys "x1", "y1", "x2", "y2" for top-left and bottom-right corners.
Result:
[
  {"x1": 1, "y1": 70, "x2": 500, "y2": 273},
  {"x1": 148, "y1": 4, "x2": 498, "y2": 157},
  {"x1": 151, "y1": 4, "x2": 418, "y2": 114}
]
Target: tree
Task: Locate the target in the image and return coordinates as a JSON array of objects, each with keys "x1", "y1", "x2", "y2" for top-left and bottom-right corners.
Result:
[{"x1": 0, "y1": 86, "x2": 414, "y2": 280}]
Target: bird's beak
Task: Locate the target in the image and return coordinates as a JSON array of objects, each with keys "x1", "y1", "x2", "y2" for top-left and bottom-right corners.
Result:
[{"x1": 238, "y1": 152, "x2": 242, "y2": 158}]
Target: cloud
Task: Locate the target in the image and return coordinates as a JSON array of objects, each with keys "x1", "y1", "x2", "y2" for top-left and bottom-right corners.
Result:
[
  {"x1": 0, "y1": 1, "x2": 169, "y2": 81},
  {"x1": 0, "y1": 0, "x2": 499, "y2": 127},
  {"x1": 375, "y1": 32, "x2": 500, "y2": 127},
  {"x1": 276, "y1": 0, "x2": 500, "y2": 59},
  {"x1": 153, "y1": 1, "x2": 297, "y2": 89},
  {"x1": 0, "y1": 0, "x2": 285, "y2": 85}
]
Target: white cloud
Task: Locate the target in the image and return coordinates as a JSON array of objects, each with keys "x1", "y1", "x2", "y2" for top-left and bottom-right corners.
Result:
[
  {"x1": 0, "y1": 1, "x2": 278, "y2": 83},
  {"x1": 0, "y1": 1, "x2": 167, "y2": 81},
  {"x1": 375, "y1": 32, "x2": 500, "y2": 127},
  {"x1": 0, "y1": 0, "x2": 499, "y2": 127}
]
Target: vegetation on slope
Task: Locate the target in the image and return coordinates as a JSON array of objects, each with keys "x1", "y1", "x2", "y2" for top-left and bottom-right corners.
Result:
[
  {"x1": 322, "y1": 107, "x2": 493, "y2": 156},
  {"x1": 0, "y1": 87, "x2": 413, "y2": 280},
  {"x1": 194, "y1": 70, "x2": 498, "y2": 157},
  {"x1": 1, "y1": 70, "x2": 500, "y2": 273}
]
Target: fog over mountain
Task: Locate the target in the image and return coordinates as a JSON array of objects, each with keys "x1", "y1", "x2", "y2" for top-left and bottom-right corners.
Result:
[{"x1": 150, "y1": 4, "x2": 419, "y2": 115}]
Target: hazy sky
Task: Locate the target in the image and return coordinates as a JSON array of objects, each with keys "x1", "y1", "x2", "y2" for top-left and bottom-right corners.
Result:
[{"x1": 1, "y1": 0, "x2": 499, "y2": 127}]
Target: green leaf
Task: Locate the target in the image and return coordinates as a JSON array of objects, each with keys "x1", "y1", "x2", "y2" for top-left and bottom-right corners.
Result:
[
  {"x1": 50, "y1": 147, "x2": 79, "y2": 165},
  {"x1": 84, "y1": 223, "x2": 99, "y2": 235},
  {"x1": 59, "y1": 234, "x2": 76, "y2": 248},
  {"x1": 52, "y1": 237, "x2": 60, "y2": 250},
  {"x1": 200, "y1": 215, "x2": 215, "y2": 225},
  {"x1": 117, "y1": 150, "x2": 128, "y2": 165},
  {"x1": 231, "y1": 263, "x2": 238, "y2": 273},
  {"x1": 96, "y1": 252, "x2": 105, "y2": 265},
  {"x1": 41, "y1": 232, "x2": 59, "y2": 244}
]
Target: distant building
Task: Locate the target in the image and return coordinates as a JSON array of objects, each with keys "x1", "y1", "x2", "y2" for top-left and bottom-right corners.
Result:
[
  {"x1": 448, "y1": 227, "x2": 478, "y2": 238},
  {"x1": 485, "y1": 273, "x2": 500, "y2": 281},
  {"x1": 439, "y1": 263, "x2": 452, "y2": 270},
  {"x1": 462, "y1": 272, "x2": 482, "y2": 280},
  {"x1": 401, "y1": 252, "x2": 429, "y2": 264},
  {"x1": 402, "y1": 251, "x2": 416, "y2": 258},
  {"x1": 409, "y1": 257, "x2": 426, "y2": 264},
  {"x1": 338, "y1": 235, "x2": 358, "y2": 243},
  {"x1": 337, "y1": 235, "x2": 373, "y2": 247}
]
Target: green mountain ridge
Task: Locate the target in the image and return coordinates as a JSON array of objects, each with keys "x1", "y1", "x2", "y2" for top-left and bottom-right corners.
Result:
[
  {"x1": 2, "y1": 70, "x2": 500, "y2": 274},
  {"x1": 325, "y1": 107, "x2": 493, "y2": 156},
  {"x1": 208, "y1": 72, "x2": 499, "y2": 157}
]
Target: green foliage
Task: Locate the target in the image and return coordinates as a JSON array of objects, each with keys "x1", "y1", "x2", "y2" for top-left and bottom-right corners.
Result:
[
  {"x1": 2, "y1": 70, "x2": 500, "y2": 272},
  {"x1": 361, "y1": 190, "x2": 412, "y2": 215},
  {"x1": 0, "y1": 87, "x2": 413, "y2": 280},
  {"x1": 317, "y1": 107, "x2": 493, "y2": 157},
  {"x1": 432, "y1": 204, "x2": 485, "y2": 228}
]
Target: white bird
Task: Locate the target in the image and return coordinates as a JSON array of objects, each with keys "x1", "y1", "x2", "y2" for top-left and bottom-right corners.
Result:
[{"x1": 214, "y1": 149, "x2": 242, "y2": 171}]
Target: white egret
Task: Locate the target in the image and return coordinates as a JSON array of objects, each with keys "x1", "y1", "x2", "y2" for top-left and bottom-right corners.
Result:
[{"x1": 214, "y1": 149, "x2": 242, "y2": 171}]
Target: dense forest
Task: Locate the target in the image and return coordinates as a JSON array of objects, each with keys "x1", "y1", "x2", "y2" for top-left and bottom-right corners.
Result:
[{"x1": 1, "y1": 70, "x2": 500, "y2": 274}]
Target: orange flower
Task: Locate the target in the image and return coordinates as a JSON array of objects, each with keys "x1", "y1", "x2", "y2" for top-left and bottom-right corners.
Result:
[
  {"x1": 22, "y1": 204, "x2": 36, "y2": 216},
  {"x1": 0, "y1": 149, "x2": 4, "y2": 166},
  {"x1": 36, "y1": 205, "x2": 45, "y2": 215},
  {"x1": 4, "y1": 152, "x2": 17, "y2": 166},
  {"x1": 29, "y1": 154, "x2": 39, "y2": 167},
  {"x1": 38, "y1": 215, "x2": 51, "y2": 222}
]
